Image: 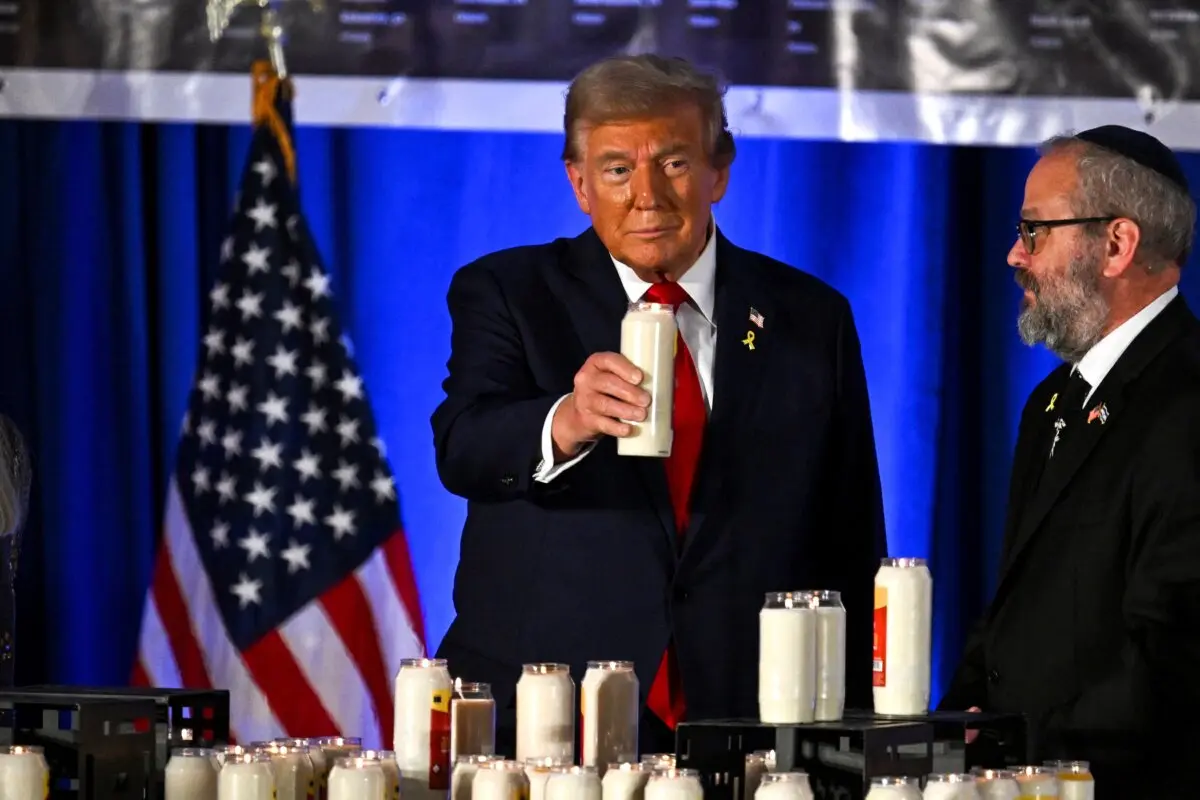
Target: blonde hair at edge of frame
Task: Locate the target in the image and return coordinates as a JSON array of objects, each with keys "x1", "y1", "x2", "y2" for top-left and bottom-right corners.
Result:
[{"x1": 0, "y1": 416, "x2": 31, "y2": 539}]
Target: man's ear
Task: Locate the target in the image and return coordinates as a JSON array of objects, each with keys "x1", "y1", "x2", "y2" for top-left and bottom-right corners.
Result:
[
  {"x1": 1102, "y1": 218, "x2": 1141, "y2": 278},
  {"x1": 712, "y1": 162, "x2": 730, "y2": 204},
  {"x1": 564, "y1": 161, "x2": 590, "y2": 215}
]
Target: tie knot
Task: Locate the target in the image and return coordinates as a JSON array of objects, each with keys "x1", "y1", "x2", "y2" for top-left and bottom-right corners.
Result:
[
  {"x1": 1059, "y1": 368, "x2": 1092, "y2": 410},
  {"x1": 643, "y1": 281, "x2": 690, "y2": 309}
]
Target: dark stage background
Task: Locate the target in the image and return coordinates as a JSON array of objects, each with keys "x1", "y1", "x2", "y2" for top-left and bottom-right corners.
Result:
[{"x1": 3, "y1": 119, "x2": 1200, "y2": 706}]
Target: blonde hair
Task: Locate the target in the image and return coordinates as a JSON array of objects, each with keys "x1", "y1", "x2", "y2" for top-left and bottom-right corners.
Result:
[
  {"x1": 561, "y1": 54, "x2": 736, "y2": 169},
  {"x1": 0, "y1": 416, "x2": 31, "y2": 538}
]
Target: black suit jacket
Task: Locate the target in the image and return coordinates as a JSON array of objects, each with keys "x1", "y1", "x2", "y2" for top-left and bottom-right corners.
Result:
[
  {"x1": 0, "y1": 534, "x2": 15, "y2": 687},
  {"x1": 0, "y1": 413, "x2": 26, "y2": 688},
  {"x1": 430, "y1": 227, "x2": 887, "y2": 742},
  {"x1": 942, "y1": 296, "x2": 1200, "y2": 796},
  {"x1": 0, "y1": 412, "x2": 26, "y2": 690}
]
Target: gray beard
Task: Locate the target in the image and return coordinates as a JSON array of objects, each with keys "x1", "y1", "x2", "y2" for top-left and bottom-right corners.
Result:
[{"x1": 1016, "y1": 250, "x2": 1109, "y2": 363}]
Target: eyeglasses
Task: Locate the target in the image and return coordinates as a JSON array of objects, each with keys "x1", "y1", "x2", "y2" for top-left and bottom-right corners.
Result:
[{"x1": 1016, "y1": 217, "x2": 1115, "y2": 254}]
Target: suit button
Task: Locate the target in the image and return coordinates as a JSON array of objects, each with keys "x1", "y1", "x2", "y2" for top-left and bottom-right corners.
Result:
[
  {"x1": 987, "y1": 669, "x2": 1001, "y2": 685},
  {"x1": 500, "y1": 475, "x2": 515, "y2": 486},
  {"x1": 673, "y1": 586, "x2": 689, "y2": 603}
]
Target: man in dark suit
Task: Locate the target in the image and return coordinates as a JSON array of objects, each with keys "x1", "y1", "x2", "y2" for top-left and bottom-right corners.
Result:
[
  {"x1": 942, "y1": 126, "x2": 1200, "y2": 796},
  {"x1": 431, "y1": 54, "x2": 887, "y2": 755},
  {"x1": 0, "y1": 414, "x2": 31, "y2": 687}
]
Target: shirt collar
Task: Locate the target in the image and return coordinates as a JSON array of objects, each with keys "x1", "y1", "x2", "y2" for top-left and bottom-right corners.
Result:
[
  {"x1": 1074, "y1": 285, "x2": 1179, "y2": 387},
  {"x1": 610, "y1": 224, "x2": 718, "y2": 326}
]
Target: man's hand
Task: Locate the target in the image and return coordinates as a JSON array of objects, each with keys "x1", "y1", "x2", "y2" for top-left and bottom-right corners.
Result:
[
  {"x1": 965, "y1": 706, "x2": 981, "y2": 744},
  {"x1": 551, "y1": 352, "x2": 651, "y2": 460}
]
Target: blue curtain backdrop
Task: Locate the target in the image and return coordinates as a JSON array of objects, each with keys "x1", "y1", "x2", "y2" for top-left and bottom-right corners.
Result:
[{"x1": 3, "y1": 117, "x2": 1200, "y2": 706}]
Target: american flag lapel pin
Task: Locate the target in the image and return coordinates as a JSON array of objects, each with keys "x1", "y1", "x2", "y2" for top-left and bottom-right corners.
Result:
[
  {"x1": 749, "y1": 307, "x2": 764, "y2": 329},
  {"x1": 1087, "y1": 402, "x2": 1109, "y2": 425}
]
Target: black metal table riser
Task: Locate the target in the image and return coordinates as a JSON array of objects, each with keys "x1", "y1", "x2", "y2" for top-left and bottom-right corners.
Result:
[
  {"x1": 675, "y1": 710, "x2": 1028, "y2": 800},
  {"x1": 1, "y1": 686, "x2": 231, "y2": 800},
  {"x1": 0, "y1": 696, "x2": 157, "y2": 799}
]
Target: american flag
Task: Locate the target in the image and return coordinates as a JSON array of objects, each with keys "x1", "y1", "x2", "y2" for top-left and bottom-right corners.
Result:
[{"x1": 132, "y1": 64, "x2": 425, "y2": 749}]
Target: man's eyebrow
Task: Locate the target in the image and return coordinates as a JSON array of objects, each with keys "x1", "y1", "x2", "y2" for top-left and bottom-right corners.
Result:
[
  {"x1": 652, "y1": 142, "x2": 689, "y2": 159},
  {"x1": 594, "y1": 143, "x2": 691, "y2": 163},
  {"x1": 596, "y1": 149, "x2": 630, "y2": 162}
]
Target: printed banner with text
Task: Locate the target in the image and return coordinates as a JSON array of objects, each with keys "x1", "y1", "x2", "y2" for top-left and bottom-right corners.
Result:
[{"x1": 3, "y1": 1, "x2": 1200, "y2": 148}]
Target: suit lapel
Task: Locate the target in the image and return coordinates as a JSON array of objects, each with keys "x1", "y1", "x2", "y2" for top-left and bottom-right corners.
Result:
[
  {"x1": 681, "y1": 234, "x2": 770, "y2": 561},
  {"x1": 994, "y1": 296, "x2": 1194, "y2": 599},
  {"x1": 708, "y1": 234, "x2": 769, "y2": 430},
  {"x1": 559, "y1": 228, "x2": 628, "y2": 356},
  {"x1": 555, "y1": 229, "x2": 678, "y2": 546},
  {"x1": 993, "y1": 376, "x2": 1060, "y2": 582},
  {"x1": 998, "y1": 371, "x2": 1067, "y2": 562},
  {"x1": 1016, "y1": 370, "x2": 1068, "y2": 517}
]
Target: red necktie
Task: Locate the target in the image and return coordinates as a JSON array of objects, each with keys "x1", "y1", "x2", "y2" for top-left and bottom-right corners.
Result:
[{"x1": 641, "y1": 281, "x2": 707, "y2": 731}]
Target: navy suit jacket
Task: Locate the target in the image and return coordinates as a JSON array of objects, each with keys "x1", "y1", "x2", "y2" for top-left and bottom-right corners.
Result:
[{"x1": 431, "y1": 227, "x2": 887, "y2": 734}]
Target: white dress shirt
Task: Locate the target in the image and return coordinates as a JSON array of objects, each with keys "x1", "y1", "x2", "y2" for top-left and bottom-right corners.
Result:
[
  {"x1": 1072, "y1": 286, "x2": 1179, "y2": 406},
  {"x1": 533, "y1": 230, "x2": 719, "y2": 482}
]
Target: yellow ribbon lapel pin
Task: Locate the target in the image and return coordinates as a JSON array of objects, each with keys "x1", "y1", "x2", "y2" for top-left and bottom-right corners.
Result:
[{"x1": 744, "y1": 306, "x2": 764, "y2": 349}]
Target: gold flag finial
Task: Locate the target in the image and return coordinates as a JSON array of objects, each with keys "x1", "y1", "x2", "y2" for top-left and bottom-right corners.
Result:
[{"x1": 205, "y1": 0, "x2": 324, "y2": 78}]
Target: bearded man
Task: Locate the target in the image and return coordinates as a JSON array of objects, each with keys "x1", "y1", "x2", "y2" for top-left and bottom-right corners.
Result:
[{"x1": 940, "y1": 126, "x2": 1200, "y2": 797}]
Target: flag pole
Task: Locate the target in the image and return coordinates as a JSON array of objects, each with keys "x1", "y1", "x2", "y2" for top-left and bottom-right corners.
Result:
[
  {"x1": 258, "y1": 0, "x2": 288, "y2": 79},
  {"x1": 247, "y1": 0, "x2": 297, "y2": 184}
]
